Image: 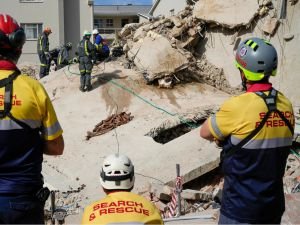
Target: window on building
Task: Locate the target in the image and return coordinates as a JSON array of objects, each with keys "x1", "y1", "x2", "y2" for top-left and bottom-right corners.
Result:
[
  {"x1": 94, "y1": 19, "x2": 104, "y2": 28},
  {"x1": 132, "y1": 17, "x2": 139, "y2": 23},
  {"x1": 121, "y1": 19, "x2": 129, "y2": 27},
  {"x1": 170, "y1": 9, "x2": 175, "y2": 16},
  {"x1": 20, "y1": 23, "x2": 43, "y2": 39},
  {"x1": 106, "y1": 19, "x2": 113, "y2": 27},
  {"x1": 20, "y1": 0, "x2": 44, "y2": 2}
]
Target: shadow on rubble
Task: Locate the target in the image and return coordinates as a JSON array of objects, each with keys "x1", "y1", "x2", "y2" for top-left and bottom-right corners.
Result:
[{"x1": 92, "y1": 70, "x2": 127, "y2": 89}]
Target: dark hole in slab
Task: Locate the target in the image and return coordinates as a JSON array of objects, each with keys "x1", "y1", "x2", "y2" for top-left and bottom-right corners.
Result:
[{"x1": 147, "y1": 118, "x2": 206, "y2": 144}]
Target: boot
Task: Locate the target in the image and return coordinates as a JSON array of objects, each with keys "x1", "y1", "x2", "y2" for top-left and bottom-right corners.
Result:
[
  {"x1": 86, "y1": 85, "x2": 93, "y2": 92},
  {"x1": 85, "y1": 74, "x2": 92, "y2": 91},
  {"x1": 80, "y1": 75, "x2": 86, "y2": 92}
]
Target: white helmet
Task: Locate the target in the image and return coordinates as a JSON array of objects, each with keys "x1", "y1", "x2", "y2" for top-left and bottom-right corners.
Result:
[
  {"x1": 100, "y1": 154, "x2": 135, "y2": 190},
  {"x1": 92, "y1": 29, "x2": 99, "y2": 35}
]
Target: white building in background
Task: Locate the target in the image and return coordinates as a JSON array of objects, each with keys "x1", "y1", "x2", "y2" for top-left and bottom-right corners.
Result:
[{"x1": 0, "y1": 0, "x2": 94, "y2": 63}]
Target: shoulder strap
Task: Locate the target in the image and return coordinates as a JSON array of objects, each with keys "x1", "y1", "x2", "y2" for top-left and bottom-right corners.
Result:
[
  {"x1": 223, "y1": 88, "x2": 293, "y2": 159},
  {"x1": 0, "y1": 70, "x2": 20, "y2": 119},
  {"x1": 0, "y1": 70, "x2": 33, "y2": 130}
]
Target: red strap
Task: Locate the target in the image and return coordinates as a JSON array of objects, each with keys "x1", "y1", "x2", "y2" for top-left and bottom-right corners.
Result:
[
  {"x1": 0, "y1": 60, "x2": 17, "y2": 70},
  {"x1": 247, "y1": 83, "x2": 272, "y2": 92}
]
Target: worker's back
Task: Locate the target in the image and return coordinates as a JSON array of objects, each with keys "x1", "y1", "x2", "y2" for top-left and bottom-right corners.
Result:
[{"x1": 82, "y1": 191, "x2": 163, "y2": 225}]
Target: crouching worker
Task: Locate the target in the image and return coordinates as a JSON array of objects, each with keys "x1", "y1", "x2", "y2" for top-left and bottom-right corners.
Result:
[
  {"x1": 81, "y1": 154, "x2": 164, "y2": 225},
  {"x1": 57, "y1": 42, "x2": 72, "y2": 70}
]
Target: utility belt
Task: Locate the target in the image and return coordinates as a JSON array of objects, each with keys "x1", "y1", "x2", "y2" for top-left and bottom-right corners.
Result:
[{"x1": 0, "y1": 187, "x2": 50, "y2": 202}]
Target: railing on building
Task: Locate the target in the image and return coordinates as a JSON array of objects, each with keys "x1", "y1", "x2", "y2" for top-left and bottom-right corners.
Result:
[{"x1": 98, "y1": 28, "x2": 122, "y2": 35}]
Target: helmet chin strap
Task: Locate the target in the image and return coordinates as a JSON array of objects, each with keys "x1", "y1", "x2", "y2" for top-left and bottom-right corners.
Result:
[{"x1": 239, "y1": 70, "x2": 247, "y2": 91}]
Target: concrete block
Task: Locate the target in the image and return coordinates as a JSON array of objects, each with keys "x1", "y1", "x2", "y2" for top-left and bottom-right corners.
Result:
[
  {"x1": 181, "y1": 189, "x2": 213, "y2": 201},
  {"x1": 262, "y1": 17, "x2": 279, "y2": 35},
  {"x1": 150, "y1": 183, "x2": 173, "y2": 202}
]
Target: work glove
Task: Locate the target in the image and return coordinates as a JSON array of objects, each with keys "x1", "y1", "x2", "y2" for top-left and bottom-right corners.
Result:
[
  {"x1": 72, "y1": 57, "x2": 78, "y2": 63},
  {"x1": 45, "y1": 52, "x2": 51, "y2": 59}
]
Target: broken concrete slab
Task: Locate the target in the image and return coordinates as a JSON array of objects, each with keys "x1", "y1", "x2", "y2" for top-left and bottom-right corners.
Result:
[
  {"x1": 262, "y1": 17, "x2": 279, "y2": 35},
  {"x1": 181, "y1": 189, "x2": 213, "y2": 201},
  {"x1": 282, "y1": 193, "x2": 300, "y2": 224},
  {"x1": 170, "y1": 16, "x2": 184, "y2": 28},
  {"x1": 120, "y1": 23, "x2": 143, "y2": 38},
  {"x1": 193, "y1": 0, "x2": 259, "y2": 29},
  {"x1": 128, "y1": 34, "x2": 189, "y2": 82}
]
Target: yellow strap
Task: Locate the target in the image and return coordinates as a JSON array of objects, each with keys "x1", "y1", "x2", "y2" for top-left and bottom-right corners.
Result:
[{"x1": 84, "y1": 40, "x2": 89, "y2": 56}]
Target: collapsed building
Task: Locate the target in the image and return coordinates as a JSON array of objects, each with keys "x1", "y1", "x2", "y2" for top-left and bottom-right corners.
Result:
[{"x1": 106, "y1": 0, "x2": 300, "y2": 221}]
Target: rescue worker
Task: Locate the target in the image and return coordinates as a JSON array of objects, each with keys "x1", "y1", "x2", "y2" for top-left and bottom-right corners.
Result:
[
  {"x1": 81, "y1": 154, "x2": 164, "y2": 225},
  {"x1": 200, "y1": 37, "x2": 295, "y2": 224},
  {"x1": 37, "y1": 26, "x2": 52, "y2": 78},
  {"x1": 77, "y1": 30, "x2": 95, "y2": 92},
  {"x1": 0, "y1": 14, "x2": 64, "y2": 223},
  {"x1": 92, "y1": 28, "x2": 110, "y2": 61},
  {"x1": 57, "y1": 42, "x2": 72, "y2": 70},
  {"x1": 100, "y1": 39, "x2": 110, "y2": 61}
]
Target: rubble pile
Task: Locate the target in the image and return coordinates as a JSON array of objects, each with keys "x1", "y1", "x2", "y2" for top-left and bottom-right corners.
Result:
[
  {"x1": 19, "y1": 64, "x2": 39, "y2": 79},
  {"x1": 138, "y1": 168, "x2": 223, "y2": 218},
  {"x1": 115, "y1": 0, "x2": 285, "y2": 93}
]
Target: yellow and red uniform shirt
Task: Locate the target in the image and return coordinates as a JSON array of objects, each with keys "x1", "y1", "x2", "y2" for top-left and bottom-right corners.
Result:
[
  {"x1": 82, "y1": 192, "x2": 164, "y2": 225},
  {"x1": 207, "y1": 84, "x2": 294, "y2": 223},
  {"x1": 0, "y1": 70, "x2": 63, "y2": 194}
]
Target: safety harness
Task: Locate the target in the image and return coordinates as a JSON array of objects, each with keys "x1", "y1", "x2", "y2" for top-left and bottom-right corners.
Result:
[
  {"x1": 0, "y1": 70, "x2": 32, "y2": 130},
  {"x1": 222, "y1": 88, "x2": 294, "y2": 159}
]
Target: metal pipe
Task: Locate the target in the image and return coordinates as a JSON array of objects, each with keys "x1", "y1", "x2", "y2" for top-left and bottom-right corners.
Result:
[
  {"x1": 279, "y1": 0, "x2": 287, "y2": 19},
  {"x1": 137, "y1": 13, "x2": 153, "y2": 21},
  {"x1": 163, "y1": 215, "x2": 215, "y2": 222},
  {"x1": 176, "y1": 164, "x2": 181, "y2": 217}
]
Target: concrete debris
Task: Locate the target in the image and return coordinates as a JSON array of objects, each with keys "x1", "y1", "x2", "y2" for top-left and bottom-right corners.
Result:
[
  {"x1": 158, "y1": 76, "x2": 173, "y2": 88},
  {"x1": 44, "y1": 186, "x2": 85, "y2": 222},
  {"x1": 86, "y1": 112, "x2": 134, "y2": 140},
  {"x1": 282, "y1": 193, "x2": 300, "y2": 224},
  {"x1": 127, "y1": 35, "x2": 189, "y2": 83},
  {"x1": 170, "y1": 16, "x2": 184, "y2": 28},
  {"x1": 289, "y1": 0, "x2": 299, "y2": 5},
  {"x1": 120, "y1": 23, "x2": 143, "y2": 38},
  {"x1": 181, "y1": 189, "x2": 213, "y2": 201},
  {"x1": 19, "y1": 64, "x2": 39, "y2": 79},
  {"x1": 284, "y1": 33, "x2": 295, "y2": 41},
  {"x1": 193, "y1": 0, "x2": 259, "y2": 29},
  {"x1": 262, "y1": 17, "x2": 279, "y2": 35}
]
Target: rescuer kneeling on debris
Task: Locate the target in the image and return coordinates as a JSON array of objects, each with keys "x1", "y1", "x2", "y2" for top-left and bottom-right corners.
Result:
[
  {"x1": 200, "y1": 37, "x2": 295, "y2": 224},
  {"x1": 77, "y1": 30, "x2": 96, "y2": 92},
  {"x1": 81, "y1": 154, "x2": 164, "y2": 225},
  {"x1": 0, "y1": 14, "x2": 64, "y2": 223},
  {"x1": 57, "y1": 42, "x2": 72, "y2": 70}
]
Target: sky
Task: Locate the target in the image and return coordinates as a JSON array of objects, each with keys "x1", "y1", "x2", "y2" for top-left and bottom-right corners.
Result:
[{"x1": 94, "y1": 0, "x2": 152, "y2": 5}]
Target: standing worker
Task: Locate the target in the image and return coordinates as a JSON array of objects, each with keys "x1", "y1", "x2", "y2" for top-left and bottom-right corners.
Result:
[
  {"x1": 77, "y1": 30, "x2": 95, "y2": 92},
  {"x1": 81, "y1": 153, "x2": 164, "y2": 225},
  {"x1": 0, "y1": 14, "x2": 64, "y2": 223},
  {"x1": 200, "y1": 37, "x2": 295, "y2": 224},
  {"x1": 57, "y1": 42, "x2": 72, "y2": 70},
  {"x1": 37, "y1": 26, "x2": 52, "y2": 79}
]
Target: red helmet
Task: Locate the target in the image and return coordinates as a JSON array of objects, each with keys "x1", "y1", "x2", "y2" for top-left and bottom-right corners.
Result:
[{"x1": 0, "y1": 14, "x2": 26, "y2": 61}]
